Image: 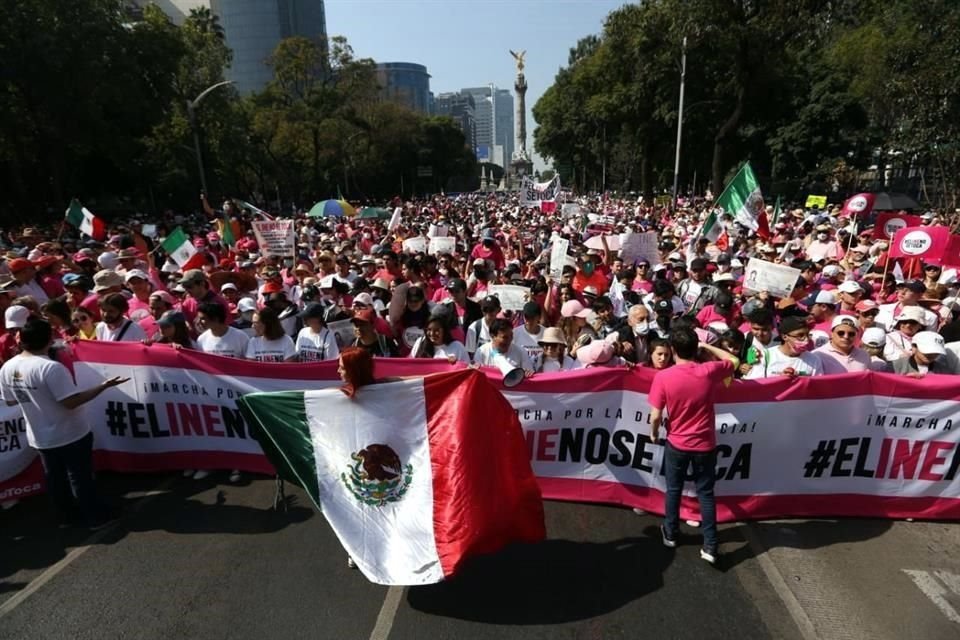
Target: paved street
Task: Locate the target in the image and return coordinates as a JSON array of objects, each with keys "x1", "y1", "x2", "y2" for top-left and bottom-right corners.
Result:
[{"x1": 1, "y1": 473, "x2": 958, "y2": 640}]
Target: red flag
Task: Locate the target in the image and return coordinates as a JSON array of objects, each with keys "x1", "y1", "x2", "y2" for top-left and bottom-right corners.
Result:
[
  {"x1": 888, "y1": 226, "x2": 951, "y2": 264},
  {"x1": 755, "y1": 211, "x2": 771, "y2": 240},
  {"x1": 540, "y1": 201, "x2": 557, "y2": 214},
  {"x1": 873, "y1": 212, "x2": 923, "y2": 240},
  {"x1": 839, "y1": 193, "x2": 875, "y2": 218}
]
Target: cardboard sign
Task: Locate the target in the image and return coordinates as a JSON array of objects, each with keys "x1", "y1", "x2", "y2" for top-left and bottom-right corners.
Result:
[
  {"x1": 620, "y1": 231, "x2": 660, "y2": 267},
  {"x1": 402, "y1": 237, "x2": 428, "y2": 254},
  {"x1": 487, "y1": 285, "x2": 530, "y2": 312},
  {"x1": 251, "y1": 219, "x2": 295, "y2": 258},
  {"x1": 742, "y1": 258, "x2": 801, "y2": 299},
  {"x1": 140, "y1": 224, "x2": 158, "y2": 239},
  {"x1": 549, "y1": 237, "x2": 570, "y2": 279},
  {"x1": 428, "y1": 236, "x2": 456, "y2": 255},
  {"x1": 326, "y1": 319, "x2": 356, "y2": 349}
]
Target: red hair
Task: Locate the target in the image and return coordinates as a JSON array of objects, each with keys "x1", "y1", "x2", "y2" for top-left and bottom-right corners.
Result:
[{"x1": 339, "y1": 346, "x2": 375, "y2": 398}]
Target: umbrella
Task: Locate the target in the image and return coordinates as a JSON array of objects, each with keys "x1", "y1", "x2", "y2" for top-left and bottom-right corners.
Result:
[
  {"x1": 358, "y1": 207, "x2": 391, "y2": 220},
  {"x1": 584, "y1": 234, "x2": 622, "y2": 251},
  {"x1": 870, "y1": 192, "x2": 921, "y2": 211},
  {"x1": 307, "y1": 199, "x2": 357, "y2": 218}
]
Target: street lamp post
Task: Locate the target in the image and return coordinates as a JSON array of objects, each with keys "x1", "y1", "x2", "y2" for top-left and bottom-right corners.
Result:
[
  {"x1": 186, "y1": 80, "x2": 235, "y2": 195},
  {"x1": 671, "y1": 36, "x2": 687, "y2": 208}
]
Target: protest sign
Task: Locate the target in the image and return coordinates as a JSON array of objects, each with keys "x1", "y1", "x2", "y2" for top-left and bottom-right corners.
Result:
[
  {"x1": 6, "y1": 343, "x2": 956, "y2": 522},
  {"x1": 620, "y1": 231, "x2": 660, "y2": 267},
  {"x1": 874, "y1": 213, "x2": 923, "y2": 240},
  {"x1": 742, "y1": 258, "x2": 801, "y2": 298},
  {"x1": 549, "y1": 237, "x2": 570, "y2": 279},
  {"x1": 487, "y1": 285, "x2": 530, "y2": 312},
  {"x1": 428, "y1": 236, "x2": 456, "y2": 255},
  {"x1": 140, "y1": 224, "x2": 158, "y2": 238},
  {"x1": 251, "y1": 219, "x2": 295, "y2": 258},
  {"x1": 805, "y1": 195, "x2": 828, "y2": 208},
  {"x1": 326, "y1": 319, "x2": 356, "y2": 349},
  {"x1": 520, "y1": 175, "x2": 561, "y2": 208},
  {"x1": 402, "y1": 237, "x2": 427, "y2": 254}
]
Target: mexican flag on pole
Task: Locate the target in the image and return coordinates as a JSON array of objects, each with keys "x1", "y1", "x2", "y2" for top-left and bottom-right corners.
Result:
[
  {"x1": 699, "y1": 210, "x2": 729, "y2": 250},
  {"x1": 237, "y1": 369, "x2": 545, "y2": 586},
  {"x1": 161, "y1": 227, "x2": 204, "y2": 271},
  {"x1": 716, "y1": 162, "x2": 764, "y2": 232},
  {"x1": 64, "y1": 200, "x2": 106, "y2": 241}
]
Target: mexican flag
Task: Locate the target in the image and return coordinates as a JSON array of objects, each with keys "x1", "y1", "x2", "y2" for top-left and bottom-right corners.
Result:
[
  {"x1": 771, "y1": 195, "x2": 782, "y2": 227},
  {"x1": 64, "y1": 200, "x2": 106, "y2": 241},
  {"x1": 717, "y1": 162, "x2": 764, "y2": 232},
  {"x1": 237, "y1": 369, "x2": 545, "y2": 585},
  {"x1": 699, "y1": 210, "x2": 728, "y2": 250},
  {"x1": 161, "y1": 227, "x2": 204, "y2": 270}
]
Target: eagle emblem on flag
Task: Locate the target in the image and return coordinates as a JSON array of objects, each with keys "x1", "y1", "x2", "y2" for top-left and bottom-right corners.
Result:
[{"x1": 341, "y1": 444, "x2": 413, "y2": 507}]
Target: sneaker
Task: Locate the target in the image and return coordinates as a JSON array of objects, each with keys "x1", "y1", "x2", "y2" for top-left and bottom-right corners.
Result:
[
  {"x1": 660, "y1": 524, "x2": 677, "y2": 548},
  {"x1": 347, "y1": 557, "x2": 357, "y2": 569},
  {"x1": 229, "y1": 470, "x2": 242, "y2": 483},
  {"x1": 182, "y1": 469, "x2": 195, "y2": 478},
  {"x1": 700, "y1": 547, "x2": 720, "y2": 566},
  {"x1": 192, "y1": 469, "x2": 210, "y2": 480},
  {"x1": 685, "y1": 519, "x2": 701, "y2": 528},
  {"x1": 631, "y1": 508, "x2": 647, "y2": 516}
]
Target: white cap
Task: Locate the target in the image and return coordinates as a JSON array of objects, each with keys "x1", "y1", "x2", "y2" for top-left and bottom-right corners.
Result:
[
  {"x1": 730, "y1": 258, "x2": 743, "y2": 268},
  {"x1": 352, "y1": 292, "x2": 374, "y2": 307},
  {"x1": 838, "y1": 280, "x2": 862, "y2": 294},
  {"x1": 4, "y1": 305, "x2": 29, "y2": 329},
  {"x1": 822, "y1": 265, "x2": 842, "y2": 277},
  {"x1": 220, "y1": 282, "x2": 238, "y2": 292},
  {"x1": 237, "y1": 297, "x2": 257, "y2": 312},
  {"x1": 912, "y1": 331, "x2": 946, "y2": 356},
  {"x1": 814, "y1": 290, "x2": 836, "y2": 305},
  {"x1": 831, "y1": 315, "x2": 858, "y2": 330},
  {"x1": 124, "y1": 269, "x2": 149, "y2": 282},
  {"x1": 98, "y1": 251, "x2": 119, "y2": 270},
  {"x1": 861, "y1": 327, "x2": 886, "y2": 348},
  {"x1": 895, "y1": 306, "x2": 926, "y2": 325}
]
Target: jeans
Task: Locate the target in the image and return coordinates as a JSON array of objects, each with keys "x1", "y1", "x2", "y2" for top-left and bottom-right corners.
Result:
[
  {"x1": 663, "y1": 441, "x2": 718, "y2": 551},
  {"x1": 38, "y1": 432, "x2": 103, "y2": 525}
]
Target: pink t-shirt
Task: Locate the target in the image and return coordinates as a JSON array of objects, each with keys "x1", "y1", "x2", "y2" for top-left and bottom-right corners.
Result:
[{"x1": 648, "y1": 360, "x2": 734, "y2": 452}]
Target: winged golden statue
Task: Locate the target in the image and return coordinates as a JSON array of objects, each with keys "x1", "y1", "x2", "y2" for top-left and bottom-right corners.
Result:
[{"x1": 509, "y1": 49, "x2": 526, "y2": 73}]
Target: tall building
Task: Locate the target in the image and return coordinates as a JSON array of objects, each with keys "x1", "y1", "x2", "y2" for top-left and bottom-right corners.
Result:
[
  {"x1": 374, "y1": 62, "x2": 431, "y2": 113},
  {"x1": 434, "y1": 92, "x2": 476, "y2": 151},
  {"x1": 135, "y1": 0, "x2": 328, "y2": 94},
  {"x1": 462, "y1": 86, "x2": 514, "y2": 169}
]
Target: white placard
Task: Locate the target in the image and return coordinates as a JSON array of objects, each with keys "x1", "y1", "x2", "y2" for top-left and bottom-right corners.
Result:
[
  {"x1": 327, "y1": 319, "x2": 356, "y2": 349},
  {"x1": 252, "y1": 219, "x2": 295, "y2": 258},
  {"x1": 428, "y1": 236, "x2": 456, "y2": 255},
  {"x1": 487, "y1": 285, "x2": 530, "y2": 312},
  {"x1": 549, "y1": 237, "x2": 570, "y2": 279},
  {"x1": 140, "y1": 224, "x2": 157, "y2": 239},
  {"x1": 620, "y1": 231, "x2": 660, "y2": 266},
  {"x1": 742, "y1": 258, "x2": 801, "y2": 299},
  {"x1": 402, "y1": 237, "x2": 428, "y2": 254}
]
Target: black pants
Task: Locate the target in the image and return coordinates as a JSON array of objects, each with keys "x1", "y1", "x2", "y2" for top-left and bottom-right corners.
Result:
[{"x1": 38, "y1": 432, "x2": 104, "y2": 525}]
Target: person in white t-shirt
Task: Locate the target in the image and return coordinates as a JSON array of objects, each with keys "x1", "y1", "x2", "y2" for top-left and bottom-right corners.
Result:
[
  {"x1": 744, "y1": 315, "x2": 824, "y2": 379},
  {"x1": 513, "y1": 301, "x2": 546, "y2": 371},
  {"x1": 196, "y1": 301, "x2": 250, "y2": 359},
  {"x1": 537, "y1": 327, "x2": 579, "y2": 372},
  {"x1": 0, "y1": 318, "x2": 128, "y2": 529},
  {"x1": 95, "y1": 293, "x2": 147, "y2": 342},
  {"x1": 295, "y1": 303, "x2": 340, "y2": 362},
  {"x1": 473, "y1": 318, "x2": 534, "y2": 374},
  {"x1": 410, "y1": 315, "x2": 470, "y2": 364},
  {"x1": 245, "y1": 306, "x2": 296, "y2": 363}
]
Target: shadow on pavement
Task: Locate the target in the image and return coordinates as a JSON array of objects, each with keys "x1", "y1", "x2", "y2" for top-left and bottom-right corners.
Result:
[
  {"x1": 721, "y1": 518, "x2": 895, "y2": 571},
  {"x1": 407, "y1": 536, "x2": 671, "y2": 624}
]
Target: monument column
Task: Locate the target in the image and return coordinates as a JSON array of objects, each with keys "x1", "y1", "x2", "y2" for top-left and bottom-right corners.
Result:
[{"x1": 508, "y1": 49, "x2": 533, "y2": 187}]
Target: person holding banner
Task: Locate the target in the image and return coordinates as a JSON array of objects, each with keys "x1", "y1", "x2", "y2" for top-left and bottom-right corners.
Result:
[
  {"x1": 649, "y1": 327, "x2": 739, "y2": 566},
  {"x1": 743, "y1": 315, "x2": 824, "y2": 378},
  {"x1": 295, "y1": 303, "x2": 340, "y2": 363},
  {"x1": 410, "y1": 313, "x2": 469, "y2": 364},
  {"x1": 1, "y1": 318, "x2": 129, "y2": 529},
  {"x1": 472, "y1": 318, "x2": 534, "y2": 376}
]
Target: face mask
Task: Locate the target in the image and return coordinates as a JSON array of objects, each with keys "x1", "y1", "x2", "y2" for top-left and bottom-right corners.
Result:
[
  {"x1": 817, "y1": 233, "x2": 828, "y2": 241},
  {"x1": 633, "y1": 321, "x2": 649, "y2": 336},
  {"x1": 581, "y1": 262, "x2": 595, "y2": 276},
  {"x1": 791, "y1": 339, "x2": 812, "y2": 354}
]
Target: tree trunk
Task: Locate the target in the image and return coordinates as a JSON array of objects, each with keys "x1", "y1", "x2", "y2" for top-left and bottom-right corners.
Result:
[{"x1": 711, "y1": 85, "x2": 745, "y2": 194}]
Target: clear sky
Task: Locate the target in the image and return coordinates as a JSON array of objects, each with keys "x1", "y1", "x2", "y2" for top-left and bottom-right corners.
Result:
[{"x1": 324, "y1": 0, "x2": 629, "y2": 172}]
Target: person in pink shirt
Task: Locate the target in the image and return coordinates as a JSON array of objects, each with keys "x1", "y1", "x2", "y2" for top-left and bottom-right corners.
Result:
[
  {"x1": 470, "y1": 229, "x2": 506, "y2": 270},
  {"x1": 835, "y1": 280, "x2": 864, "y2": 317},
  {"x1": 124, "y1": 269, "x2": 154, "y2": 321},
  {"x1": 649, "y1": 327, "x2": 739, "y2": 567},
  {"x1": 813, "y1": 316, "x2": 872, "y2": 374},
  {"x1": 808, "y1": 290, "x2": 838, "y2": 347}
]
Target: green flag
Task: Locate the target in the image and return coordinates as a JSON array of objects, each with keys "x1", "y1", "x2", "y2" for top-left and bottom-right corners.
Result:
[
  {"x1": 771, "y1": 195, "x2": 782, "y2": 227},
  {"x1": 716, "y1": 162, "x2": 763, "y2": 231}
]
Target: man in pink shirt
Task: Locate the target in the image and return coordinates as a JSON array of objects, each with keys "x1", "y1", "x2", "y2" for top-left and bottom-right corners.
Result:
[
  {"x1": 649, "y1": 327, "x2": 738, "y2": 566},
  {"x1": 813, "y1": 316, "x2": 872, "y2": 374}
]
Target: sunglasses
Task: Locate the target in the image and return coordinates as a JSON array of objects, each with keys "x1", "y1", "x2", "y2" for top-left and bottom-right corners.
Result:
[{"x1": 835, "y1": 330, "x2": 857, "y2": 338}]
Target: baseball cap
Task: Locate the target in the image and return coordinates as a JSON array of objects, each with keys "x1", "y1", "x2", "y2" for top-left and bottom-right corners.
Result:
[
  {"x1": 261, "y1": 281, "x2": 284, "y2": 295},
  {"x1": 576, "y1": 340, "x2": 615, "y2": 367},
  {"x1": 690, "y1": 258, "x2": 708, "y2": 271},
  {"x1": 779, "y1": 315, "x2": 809, "y2": 336},
  {"x1": 150, "y1": 291, "x2": 176, "y2": 306},
  {"x1": 838, "y1": 280, "x2": 863, "y2": 294},
  {"x1": 899, "y1": 280, "x2": 926, "y2": 293},
  {"x1": 62, "y1": 273, "x2": 85, "y2": 287},
  {"x1": 831, "y1": 315, "x2": 858, "y2": 330},
  {"x1": 352, "y1": 292, "x2": 374, "y2": 307},
  {"x1": 861, "y1": 327, "x2": 886, "y2": 348},
  {"x1": 480, "y1": 296, "x2": 502, "y2": 313},
  {"x1": 220, "y1": 282, "x2": 238, "y2": 292},
  {"x1": 894, "y1": 306, "x2": 926, "y2": 325},
  {"x1": 855, "y1": 300, "x2": 879, "y2": 313},
  {"x1": 157, "y1": 311, "x2": 185, "y2": 328},
  {"x1": 7, "y1": 258, "x2": 32, "y2": 273},
  {"x1": 445, "y1": 278, "x2": 467, "y2": 292},
  {"x1": 814, "y1": 290, "x2": 837, "y2": 305},
  {"x1": 124, "y1": 269, "x2": 149, "y2": 282},
  {"x1": 4, "y1": 305, "x2": 30, "y2": 329},
  {"x1": 299, "y1": 302, "x2": 326, "y2": 320},
  {"x1": 178, "y1": 269, "x2": 206, "y2": 286},
  {"x1": 237, "y1": 297, "x2": 257, "y2": 313},
  {"x1": 912, "y1": 331, "x2": 946, "y2": 356},
  {"x1": 561, "y1": 300, "x2": 591, "y2": 319},
  {"x1": 351, "y1": 308, "x2": 375, "y2": 324}
]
